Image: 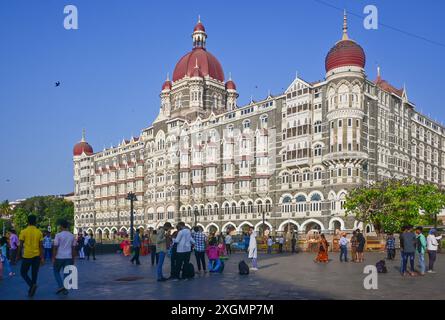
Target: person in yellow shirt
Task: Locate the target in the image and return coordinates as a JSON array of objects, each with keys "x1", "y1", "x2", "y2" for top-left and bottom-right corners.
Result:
[{"x1": 17, "y1": 215, "x2": 44, "y2": 297}]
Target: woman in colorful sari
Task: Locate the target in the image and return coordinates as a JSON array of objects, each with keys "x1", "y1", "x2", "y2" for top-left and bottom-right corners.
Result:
[
  {"x1": 314, "y1": 234, "x2": 329, "y2": 263},
  {"x1": 120, "y1": 236, "x2": 131, "y2": 257},
  {"x1": 140, "y1": 233, "x2": 149, "y2": 256}
]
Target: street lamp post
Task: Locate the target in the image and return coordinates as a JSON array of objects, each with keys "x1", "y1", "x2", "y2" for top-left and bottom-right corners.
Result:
[
  {"x1": 194, "y1": 207, "x2": 198, "y2": 227},
  {"x1": 126, "y1": 192, "x2": 138, "y2": 242}
]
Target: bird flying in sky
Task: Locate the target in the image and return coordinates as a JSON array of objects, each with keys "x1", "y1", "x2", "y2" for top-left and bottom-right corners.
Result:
[{"x1": 55, "y1": 81, "x2": 61, "y2": 87}]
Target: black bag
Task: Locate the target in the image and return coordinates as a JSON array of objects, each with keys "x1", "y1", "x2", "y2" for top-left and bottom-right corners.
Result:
[
  {"x1": 183, "y1": 262, "x2": 195, "y2": 279},
  {"x1": 376, "y1": 260, "x2": 387, "y2": 273},
  {"x1": 238, "y1": 260, "x2": 249, "y2": 275}
]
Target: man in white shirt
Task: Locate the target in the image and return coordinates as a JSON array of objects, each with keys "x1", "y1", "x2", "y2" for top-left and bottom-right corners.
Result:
[
  {"x1": 339, "y1": 233, "x2": 349, "y2": 262},
  {"x1": 427, "y1": 229, "x2": 442, "y2": 273},
  {"x1": 225, "y1": 234, "x2": 232, "y2": 255},
  {"x1": 52, "y1": 220, "x2": 76, "y2": 295},
  {"x1": 173, "y1": 222, "x2": 195, "y2": 279}
]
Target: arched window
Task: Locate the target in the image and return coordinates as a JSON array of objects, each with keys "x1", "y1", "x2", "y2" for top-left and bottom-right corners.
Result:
[
  {"x1": 282, "y1": 196, "x2": 292, "y2": 213},
  {"x1": 296, "y1": 195, "x2": 306, "y2": 213},
  {"x1": 310, "y1": 193, "x2": 322, "y2": 212}
]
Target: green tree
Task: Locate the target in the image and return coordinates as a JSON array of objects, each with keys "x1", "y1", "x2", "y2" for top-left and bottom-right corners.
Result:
[
  {"x1": 414, "y1": 183, "x2": 445, "y2": 227},
  {"x1": 11, "y1": 196, "x2": 74, "y2": 234},
  {"x1": 0, "y1": 200, "x2": 11, "y2": 219},
  {"x1": 345, "y1": 179, "x2": 426, "y2": 234}
]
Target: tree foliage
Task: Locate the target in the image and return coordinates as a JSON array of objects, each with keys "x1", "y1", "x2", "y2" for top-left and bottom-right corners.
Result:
[
  {"x1": 11, "y1": 196, "x2": 74, "y2": 234},
  {"x1": 345, "y1": 180, "x2": 445, "y2": 233}
]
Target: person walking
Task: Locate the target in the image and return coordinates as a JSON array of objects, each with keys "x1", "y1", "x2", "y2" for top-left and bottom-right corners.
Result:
[
  {"x1": 130, "y1": 229, "x2": 141, "y2": 265},
  {"x1": 291, "y1": 234, "x2": 297, "y2": 254},
  {"x1": 267, "y1": 236, "x2": 273, "y2": 254},
  {"x1": 8, "y1": 229, "x2": 19, "y2": 265},
  {"x1": 415, "y1": 226, "x2": 427, "y2": 276},
  {"x1": 174, "y1": 222, "x2": 195, "y2": 280},
  {"x1": 192, "y1": 226, "x2": 207, "y2": 274},
  {"x1": 350, "y1": 231, "x2": 358, "y2": 262},
  {"x1": 43, "y1": 232, "x2": 53, "y2": 262},
  {"x1": 339, "y1": 233, "x2": 349, "y2": 262},
  {"x1": 76, "y1": 233, "x2": 85, "y2": 259},
  {"x1": 356, "y1": 229, "x2": 366, "y2": 262},
  {"x1": 400, "y1": 225, "x2": 416, "y2": 276},
  {"x1": 83, "y1": 232, "x2": 91, "y2": 260},
  {"x1": 1, "y1": 236, "x2": 15, "y2": 277},
  {"x1": 385, "y1": 233, "x2": 396, "y2": 260},
  {"x1": 224, "y1": 233, "x2": 232, "y2": 255},
  {"x1": 314, "y1": 234, "x2": 329, "y2": 263},
  {"x1": 248, "y1": 227, "x2": 258, "y2": 270},
  {"x1": 17, "y1": 215, "x2": 44, "y2": 297},
  {"x1": 86, "y1": 233, "x2": 96, "y2": 260},
  {"x1": 156, "y1": 222, "x2": 171, "y2": 282},
  {"x1": 149, "y1": 229, "x2": 158, "y2": 266},
  {"x1": 52, "y1": 219, "x2": 76, "y2": 295},
  {"x1": 278, "y1": 236, "x2": 284, "y2": 253},
  {"x1": 427, "y1": 229, "x2": 442, "y2": 273}
]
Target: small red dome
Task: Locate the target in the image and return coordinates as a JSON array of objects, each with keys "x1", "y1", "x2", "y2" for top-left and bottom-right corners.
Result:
[
  {"x1": 173, "y1": 48, "x2": 224, "y2": 82},
  {"x1": 225, "y1": 80, "x2": 236, "y2": 90},
  {"x1": 325, "y1": 39, "x2": 366, "y2": 72},
  {"x1": 162, "y1": 80, "x2": 172, "y2": 90},
  {"x1": 73, "y1": 141, "x2": 93, "y2": 156},
  {"x1": 194, "y1": 22, "x2": 205, "y2": 32}
]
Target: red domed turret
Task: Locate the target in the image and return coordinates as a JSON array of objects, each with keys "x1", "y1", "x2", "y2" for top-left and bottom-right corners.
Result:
[
  {"x1": 73, "y1": 130, "x2": 93, "y2": 156},
  {"x1": 325, "y1": 11, "x2": 366, "y2": 73},
  {"x1": 172, "y1": 17, "x2": 225, "y2": 83},
  {"x1": 162, "y1": 74, "x2": 172, "y2": 91},
  {"x1": 225, "y1": 74, "x2": 236, "y2": 90}
]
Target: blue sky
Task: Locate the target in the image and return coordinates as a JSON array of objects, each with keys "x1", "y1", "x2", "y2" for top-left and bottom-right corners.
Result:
[{"x1": 1, "y1": 0, "x2": 445, "y2": 201}]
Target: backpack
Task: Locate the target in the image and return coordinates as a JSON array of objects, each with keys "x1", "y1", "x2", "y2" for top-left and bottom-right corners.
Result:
[
  {"x1": 182, "y1": 262, "x2": 195, "y2": 279},
  {"x1": 375, "y1": 260, "x2": 387, "y2": 273},
  {"x1": 238, "y1": 260, "x2": 249, "y2": 275}
]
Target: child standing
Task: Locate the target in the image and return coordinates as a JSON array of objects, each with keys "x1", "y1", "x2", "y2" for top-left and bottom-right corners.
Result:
[
  {"x1": 385, "y1": 233, "x2": 396, "y2": 260},
  {"x1": 206, "y1": 238, "x2": 223, "y2": 273}
]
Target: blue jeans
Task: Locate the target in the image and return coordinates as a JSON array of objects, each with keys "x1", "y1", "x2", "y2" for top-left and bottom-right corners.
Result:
[
  {"x1": 418, "y1": 252, "x2": 425, "y2": 274},
  {"x1": 53, "y1": 259, "x2": 73, "y2": 289},
  {"x1": 157, "y1": 251, "x2": 165, "y2": 280},
  {"x1": 340, "y1": 245, "x2": 348, "y2": 262},
  {"x1": 401, "y1": 252, "x2": 415, "y2": 274},
  {"x1": 44, "y1": 248, "x2": 52, "y2": 261},
  {"x1": 1, "y1": 255, "x2": 11, "y2": 274},
  {"x1": 267, "y1": 246, "x2": 272, "y2": 254}
]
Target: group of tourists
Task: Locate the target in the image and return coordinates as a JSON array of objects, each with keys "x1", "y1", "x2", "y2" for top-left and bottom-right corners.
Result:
[
  {"x1": 399, "y1": 226, "x2": 442, "y2": 276},
  {"x1": 0, "y1": 215, "x2": 94, "y2": 297},
  {"x1": 120, "y1": 224, "x2": 265, "y2": 280}
]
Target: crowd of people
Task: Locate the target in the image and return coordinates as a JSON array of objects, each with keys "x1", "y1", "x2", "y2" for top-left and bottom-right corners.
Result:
[
  {"x1": 120, "y1": 222, "x2": 242, "y2": 281},
  {"x1": 0, "y1": 215, "x2": 96, "y2": 296},
  {"x1": 1, "y1": 216, "x2": 443, "y2": 297}
]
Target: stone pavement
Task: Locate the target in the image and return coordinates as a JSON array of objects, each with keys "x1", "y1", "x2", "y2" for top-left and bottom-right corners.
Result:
[{"x1": 1, "y1": 251, "x2": 444, "y2": 300}]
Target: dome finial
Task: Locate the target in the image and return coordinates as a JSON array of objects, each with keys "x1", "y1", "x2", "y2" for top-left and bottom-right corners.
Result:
[
  {"x1": 377, "y1": 65, "x2": 381, "y2": 80},
  {"x1": 229, "y1": 72, "x2": 232, "y2": 80},
  {"x1": 81, "y1": 128, "x2": 86, "y2": 142},
  {"x1": 342, "y1": 9, "x2": 349, "y2": 40},
  {"x1": 198, "y1": 14, "x2": 201, "y2": 23},
  {"x1": 166, "y1": 72, "x2": 170, "y2": 81}
]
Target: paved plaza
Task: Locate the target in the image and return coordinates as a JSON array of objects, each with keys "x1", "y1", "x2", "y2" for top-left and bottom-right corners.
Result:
[{"x1": 1, "y1": 252, "x2": 444, "y2": 300}]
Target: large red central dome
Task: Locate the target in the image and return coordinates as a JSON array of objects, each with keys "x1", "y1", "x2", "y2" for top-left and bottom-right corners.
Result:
[
  {"x1": 325, "y1": 39, "x2": 366, "y2": 72},
  {"x1": 173, "y1": 48, "x2": 224, "y2": 82},
  {"x1": 325, "y1": 12, "x2": 366, "y2": 73},
  {"x1": 172, "y1": 20, "x2": 225, "y2": 83}
]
